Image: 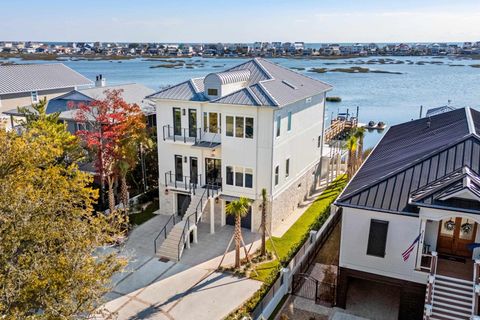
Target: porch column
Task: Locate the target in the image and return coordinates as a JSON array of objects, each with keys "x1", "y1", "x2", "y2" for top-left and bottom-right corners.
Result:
[
  {"x1": 221, "y1": 199, "x2": 226, "y2": 226},
  {"x1": 192, "y1": 225, "x2": 198, "y2": 244},
  {"x1": 416, "y1": 218, "x2": 427, "y2": 270},
  {"x1": 209, "y1": 197, "x2": 215, "y2": 234}
]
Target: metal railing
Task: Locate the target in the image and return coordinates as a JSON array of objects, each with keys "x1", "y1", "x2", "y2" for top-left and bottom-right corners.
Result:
[
  {"x1": 162, "y1": 125, "x2": 203, "y2": 143},
  {"x1": 473, "y1": 260, "x2": 480, "y2": 315},
  {"x1": 153, "y1": 194, "x2": 192, "y2": 254},
  {"x1": 176, "y1": 182, "x2": 222, "y2": 260},
  {"x1": 164, "y1": 171, "x2": 201, "y2": 195},
  {"x1": 424, "y1": 251, "x2": 438, "y2": 320}
]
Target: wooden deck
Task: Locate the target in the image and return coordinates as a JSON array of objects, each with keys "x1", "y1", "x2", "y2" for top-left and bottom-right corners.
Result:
[{"x1": 324, "y1": 118, "x2": 358, "y2": 143}]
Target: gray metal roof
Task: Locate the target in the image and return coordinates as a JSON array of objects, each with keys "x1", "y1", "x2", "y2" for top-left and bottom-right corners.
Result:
[
  {"x1": 0, "y1": 63, "x2": 93, "y2": 94},
  {"x1": 149, "y1": 58, "x2": 332, "y2": 107},
  {"x1": 205, "y1": 69, "x2": 251, "y2": 85},
  {"x1": 425, "y1": 105, "x2": 456, "y2": 117},
  {"x1": 336, "y1": 107, "x2": 480, "y2": 215}
]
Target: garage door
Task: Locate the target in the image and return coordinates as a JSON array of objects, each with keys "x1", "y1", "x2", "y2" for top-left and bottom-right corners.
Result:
[{"x1": 225, "y1": 201, "x2": 252, "y2": 230}]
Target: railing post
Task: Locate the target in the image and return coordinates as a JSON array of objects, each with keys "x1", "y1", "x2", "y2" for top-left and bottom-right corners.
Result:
[{"x1": 473, "y1": 260, "x2": 480, "y2": 316}]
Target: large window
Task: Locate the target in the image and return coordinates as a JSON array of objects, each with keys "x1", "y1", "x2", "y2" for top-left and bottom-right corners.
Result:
[
  {"x1": 173, "y1": 108, "x2": 182, "y2": 135},
  {"x1": 226, "y1": 116, "x2": 254, "y2": 139},
  {"x1": 274, "y1": 165, "x2": 279, "y2": 186},
  {"x1": 226, "y1": 166, "x2": 253, "y2": 188},
  {"x1": 235, "y1": 167, "x2": 244, "y2": 187},
  {"x1": 235, "y1": 116, "x2": 244, "y2": 138},
  {"x1": 366, "y1": 219, "x2": 389, "y2": 258},
  {"x1": 203, "y1": 112, "x2": 220, "y2": 133},
  {"x1": 226, "y1": 116, "x2": 234, "y2": 137},
  {"x1": 287, "y1": 112, "x2": 292, "y2": 131},
  {"x1": 276, "y1": 116, "x2": 281, "y2": 137}
]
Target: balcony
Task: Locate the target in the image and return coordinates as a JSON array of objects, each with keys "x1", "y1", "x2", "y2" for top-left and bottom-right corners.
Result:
[
  {"x1": 162, "y1": 125, "x2": 221, "y2": 148},
  {"x1": 164, "y1": 171, "x2": 202, "y2": 194}
]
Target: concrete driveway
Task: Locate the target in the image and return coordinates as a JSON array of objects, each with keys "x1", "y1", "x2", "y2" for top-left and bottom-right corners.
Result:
[{"x1": 101, "y1": 215, "x2": 262, "y2": 320}]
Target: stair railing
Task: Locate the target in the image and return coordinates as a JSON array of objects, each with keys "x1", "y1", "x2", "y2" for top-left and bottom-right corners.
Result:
[
  {"x1": 424, "y1": 251, "x2": 438, "y2": 320},
  {"x1": 176, "y1": 183, "x2": 222, "y2": 260},
  {"x1": 153, "y1": 195, "x2": 190, "y2": 255}
]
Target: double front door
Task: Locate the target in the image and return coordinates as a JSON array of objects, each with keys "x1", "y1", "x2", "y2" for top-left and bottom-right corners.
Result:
[{"x1": 437, "y1": 218, "x2": 477, "y2": 257}]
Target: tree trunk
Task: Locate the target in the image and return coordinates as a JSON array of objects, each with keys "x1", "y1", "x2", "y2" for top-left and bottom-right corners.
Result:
[
  {"x1": 261, "y1": 191, "x2": 267, "y2": 257},
  {"x1": 120, "y1": 175, "x2": 129, "y2": 213},
  {"x1": 235, "y1": 214, "x2": 241, "y2": 269},
  {"x1": 107, "y1": 176, "x2": 115, "y2": 214},
  {"x1": 347, "y1": 149, "x2": 355, "y2": 179},
  {"x1": 357, "y1": 137, "x2": 364, "y2": 170}
]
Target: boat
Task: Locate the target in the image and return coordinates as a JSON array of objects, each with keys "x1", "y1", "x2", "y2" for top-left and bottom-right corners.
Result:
[{"x1": 363, "y1": 120, "x2": 386, "y2": 130}]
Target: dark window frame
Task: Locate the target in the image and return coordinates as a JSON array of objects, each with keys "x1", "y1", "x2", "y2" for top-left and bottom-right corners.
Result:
[
  {"x1": 207, "y1": 88, "x2": 218, "y2": 96},
  {"x1": 366, "y1": 219, "x2": 389, "y2": 258}
]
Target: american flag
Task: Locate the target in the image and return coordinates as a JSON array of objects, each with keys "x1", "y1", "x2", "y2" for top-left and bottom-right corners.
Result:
[{"x1": 402, "y1": 232, "x2": 422, "y2": 261}]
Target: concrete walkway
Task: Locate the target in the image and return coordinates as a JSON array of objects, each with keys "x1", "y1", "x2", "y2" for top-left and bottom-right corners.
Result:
[{"x1": 100, "y1": 218, "x2": 262, "y2": 320}]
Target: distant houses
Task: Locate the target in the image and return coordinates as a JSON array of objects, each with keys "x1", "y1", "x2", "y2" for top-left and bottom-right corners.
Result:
[{"x1": 2, "y1": 40, "x2": 480, "y2": 58}]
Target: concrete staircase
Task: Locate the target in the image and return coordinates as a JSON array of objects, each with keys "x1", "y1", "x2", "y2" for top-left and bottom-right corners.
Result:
[
  {"x1": 425, "y1": 274, "x2": 474, "y2": 320},
  {"x1": 156, "y1": 191, "x2": 210, "y2": 261}
]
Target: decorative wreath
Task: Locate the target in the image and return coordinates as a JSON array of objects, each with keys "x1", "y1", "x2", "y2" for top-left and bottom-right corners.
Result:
[
  {"x1": 461, "y1": 221, "x2": 473, "y2": 235},
  {"x1": 444, "y1": 219, "x2": 456, "y2": 231}
]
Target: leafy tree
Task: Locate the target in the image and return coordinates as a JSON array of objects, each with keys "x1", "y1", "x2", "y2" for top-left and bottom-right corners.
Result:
[
  {"x1": 226, "y1": 197, "x2": 251, "y2": 268},
  {"x1": 0, "y1": 120, "x2": 126, "y2": 318},
  {"x1": 73, "y1": 89, "x2": 144, "y2": 213}
]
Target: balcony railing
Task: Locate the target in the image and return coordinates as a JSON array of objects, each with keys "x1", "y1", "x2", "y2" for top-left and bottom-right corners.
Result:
[
  {"x1": 162, "y1": 125, "x2": 203, "y2": 144},
  {"x1": 164, "y1": 171, "x2": 201, "y2": 194}
]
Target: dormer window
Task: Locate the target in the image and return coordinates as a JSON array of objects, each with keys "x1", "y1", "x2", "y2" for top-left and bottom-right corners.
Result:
[{"x1": 207, "y1": 88, "x2": 218, "y2": 96}]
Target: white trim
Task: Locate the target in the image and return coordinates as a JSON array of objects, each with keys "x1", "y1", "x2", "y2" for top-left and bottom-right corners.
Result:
[{"x1": 466, "y1": 107, "x2": 475, "y2": 134}]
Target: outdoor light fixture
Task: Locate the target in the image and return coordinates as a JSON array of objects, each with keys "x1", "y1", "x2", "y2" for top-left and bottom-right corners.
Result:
[
  {"x1": 215, "y1": 197, "x2": 219, "y2": 204},
  {"x1": 184, "y1": 156, "x2": 188, "y2": 163},
  {"x1": 164, "y1": 189, "x2": 169, "y2": 195},
  {"x1": 182, "y1": 109, "x2": 186, "y2": 116}
]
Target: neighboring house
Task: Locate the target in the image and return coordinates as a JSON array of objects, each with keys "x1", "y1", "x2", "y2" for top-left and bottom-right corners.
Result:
[
  {"x1": 149, "y1": 58, "x2": 332, "y2": 260},
  {"x1": 4, "y1": 79, "x2": 155, "y2": 134},
  {"x1": 335, "y1": 107, "x2": 480, "y2": 319},
  {"x1": 0, "y1": 63, "x2": 92, "y2": 116}
]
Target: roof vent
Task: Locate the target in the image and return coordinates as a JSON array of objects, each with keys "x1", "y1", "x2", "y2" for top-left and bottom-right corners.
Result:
[
  {"x1": 426, "y1": 117, "x2": 431, "y2": 129},
  {"x1": 95, "y1": 74, "x2": 106, "y2": 87},
  {"x1": 282, "y1": 80, "x2": 297, "y2": 89}
]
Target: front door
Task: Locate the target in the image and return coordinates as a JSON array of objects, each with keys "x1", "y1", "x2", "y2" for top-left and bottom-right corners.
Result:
[
  {"x1": 173, "y1": 108, "x2": 182, "y2": 136},
  {"x1": 176, "y1": 193, "x2": 190, "y2": 217},
  {"x1": 174, "y1": 155, "x2": 183, "y2": 182},
  {"x1": 205, "y1": 158, "x2": 221, "y2": 185},
  {"x1": 188, "y1": 109, "x2": 197, "y2": 138},
  {"x1": 437, "y1": 218, "x2": 477, "y2": 257}
]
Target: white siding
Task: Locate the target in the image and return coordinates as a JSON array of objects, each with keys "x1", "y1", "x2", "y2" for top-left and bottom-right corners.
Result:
[{"x1": 340, "y1": 207, "x2": 427, "y2": 284}]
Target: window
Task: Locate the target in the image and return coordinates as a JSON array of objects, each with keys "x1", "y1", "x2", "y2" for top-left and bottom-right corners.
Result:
[
  {"x1": 235, "y1": 116, "x2": 244, "y2": 138},
  {"x1": 318, "y1": 135, "x2": 322, "y2": 148},
  {"x1": 173, "y1": 107, "x2": 181, "y2": 135},
  {"x1": 175, "y1": 155, "x2": 183, "y2": 182},
  {"x1": 226, "y1": 116, "x2": 234, "y2": 137},
  {"x1": 76, "y1": 122, "x2": 86, "y2": 132},
  {"x1": 245, "y1": 117, "x2": 254, "y2": 138},
  {"x1": 226, "y1": 166, "x2": 234, "y2": 185},
  {"x1": 287, "y1": 112, "x2": 292, "y2": 131},
  {"x1": 207, "y1": 88, "x2": 218, "y2": 96},
  {"x1": 245, "y1": 168, "x2": 253, "y2": 188},
  {"x1": 226, "y1": 166, "x2": 253, "y2": 188},
  {"x1": 285, "y1": 159, "x2": 290, "y2": 178},
  {"x1": 31, "y1": 91, "x2": 38, "y2": 103},
  {"x1": 276, "y1": 116, "x2": 281, "y2": 137},
  {"x1": 209, "y1": 112, "x2": 218, "y2": 133},
  {"x1": 366, "y1": 219, "x2": 389, "y2": 258},
  {"x1": 203, "y1": 112, "x2": 220, "y2": 133},
  {"x1": 306, "y1": 97, "x2": 312, "y2": 103},
  {"x1": 274, "y1": 165, "x2": 279, "y2": 186},
  {"x1": 235, "y1": 167, "x2": 244, "y2": 187}
]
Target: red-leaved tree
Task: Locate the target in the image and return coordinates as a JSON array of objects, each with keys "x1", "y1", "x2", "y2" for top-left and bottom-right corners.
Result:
[{"x1": 72, "y1": 89, "x2": 146, "y2": 214}]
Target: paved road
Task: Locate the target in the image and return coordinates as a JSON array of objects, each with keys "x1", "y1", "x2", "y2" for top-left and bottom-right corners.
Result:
[{"x1": 101, "y1": 216, "x2": 262, "y2": 320}]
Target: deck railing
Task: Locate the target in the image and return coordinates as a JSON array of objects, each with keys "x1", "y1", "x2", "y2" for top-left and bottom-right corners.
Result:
[
  {"x1": 473, "y1": 260, "x2": 480, "y2": 315},
  {"x1": 424, "y1": 251, "x2": 438, "y2": 319},
  {"x1": 162, "y1": 125, "x2": 203, "y2": 144},
  {"x1": 164, "y1": 171, "x2": 201, "y2": 194}
]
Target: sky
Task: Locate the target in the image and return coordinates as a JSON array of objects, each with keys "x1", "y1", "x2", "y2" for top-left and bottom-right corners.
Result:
[{"x1": 1, "y1": 0, "x2": 480, "y2": 43}]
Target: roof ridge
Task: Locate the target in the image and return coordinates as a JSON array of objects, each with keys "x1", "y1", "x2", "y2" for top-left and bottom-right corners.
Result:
[
  {"x1": 245, "y1": 87, "x2": 262, "y2": 106},
  {"x1": 466, "y1": 107, "x2": 475, "y2": 134},
  {"x1": 256, "y1": 82, "x2": 279, "y2": 106},
  {"x1": 337, "y1": 135, "x2": 480, "y2": 202}
]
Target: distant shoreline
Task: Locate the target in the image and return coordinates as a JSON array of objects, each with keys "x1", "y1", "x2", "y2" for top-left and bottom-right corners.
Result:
[{"x1": 2, "y1": 53, "x2": 480, "y2": 62}]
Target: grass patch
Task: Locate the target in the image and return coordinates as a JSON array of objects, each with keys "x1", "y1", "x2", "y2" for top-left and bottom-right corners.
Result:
[
  {"x1": 129, "y1": 201, "x2": 159, "y2": 226},
  {"x1": 251, "y1": 175, "x2": 348, "y2": 283},
  {"x1": 226, "y1": 175, "x2": 348, "y2": 319}
]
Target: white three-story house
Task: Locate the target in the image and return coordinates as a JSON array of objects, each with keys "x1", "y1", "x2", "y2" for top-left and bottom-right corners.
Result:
[{"x1": 148, "y1": 58, "x2": 332, "y2": 261}]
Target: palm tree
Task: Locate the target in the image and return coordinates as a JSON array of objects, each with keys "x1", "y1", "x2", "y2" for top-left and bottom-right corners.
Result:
[
  {"x1": 226, "y1": 197, "x2": 251, "y2": 268},
  {"x1": 353, "y1": 127, "x2": 366, "y2": 170},
  {"x1": 346, "y1": 135, "x2": 358, "y2": 179},
  {"x1": 260, "y1": 188, "x2": 267, "y2": 257}
]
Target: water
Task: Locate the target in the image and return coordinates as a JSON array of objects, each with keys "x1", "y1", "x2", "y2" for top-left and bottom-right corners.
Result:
[{"x1": 3, "y1": 55, "x2": 480, "y2": 148}]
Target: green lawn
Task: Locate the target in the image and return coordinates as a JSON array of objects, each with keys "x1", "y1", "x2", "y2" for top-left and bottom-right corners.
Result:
[
  {"x1": 251, "y1": 175, "x2": 348, "y2": 282},
  {"x1": 129, "y1": 201, "x2": 159, "y2": 226}
]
